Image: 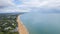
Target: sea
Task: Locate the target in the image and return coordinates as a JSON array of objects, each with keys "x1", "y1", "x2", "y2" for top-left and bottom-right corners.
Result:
[{"x1": 20, "y1": 12, "x2": 60, "y2": 34}]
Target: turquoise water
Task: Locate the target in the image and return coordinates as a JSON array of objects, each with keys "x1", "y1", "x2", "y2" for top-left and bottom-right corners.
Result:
[{"x1": 21, "y1": 12, "x2": 60, "y2": 34}]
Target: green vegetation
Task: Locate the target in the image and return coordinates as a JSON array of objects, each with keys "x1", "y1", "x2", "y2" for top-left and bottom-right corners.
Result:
[{"x1": 0, "y1": 15, "x2": 18, "y2": 34}]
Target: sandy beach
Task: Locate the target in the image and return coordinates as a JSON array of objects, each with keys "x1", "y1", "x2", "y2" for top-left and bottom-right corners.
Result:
[{"x1": 17, "y1": 15, "x2": 29, "y2": 34}]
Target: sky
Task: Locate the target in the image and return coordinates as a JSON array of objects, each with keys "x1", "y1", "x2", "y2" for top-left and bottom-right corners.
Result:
[{"x1": 0, "y1": 0, "x2": 60, "y2": 13}]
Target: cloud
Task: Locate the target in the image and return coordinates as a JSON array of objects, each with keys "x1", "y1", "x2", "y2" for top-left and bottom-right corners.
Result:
[
  {"x1": 20, "y1": 0, "x2": 60, "y2": 8},
  {"x1": 0, "y1": 0, "x2": 30, "y2": 13},
  {"x1": 42, "y1": 0, "x2": 60, "y2": 8},
  {"x1": 0, "y1": 0, "x2": 15, "y2": 7},
  {"x1": 0, "y1": 0, "x2": 60, "y2": 13},
  {"x1": 19, "y1": 0, "x2": 60, "y2": 13},
  {"x1": 17, "y1": 0, "x2": 60, "y2": 10},
  {"x1": 21, "y1": 0, "x2": 48, "y2": 8}
]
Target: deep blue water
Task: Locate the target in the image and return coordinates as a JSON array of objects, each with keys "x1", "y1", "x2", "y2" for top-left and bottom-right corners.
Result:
[{"x1": 20, "y1": 12, "x2": 60, "y2": 34}]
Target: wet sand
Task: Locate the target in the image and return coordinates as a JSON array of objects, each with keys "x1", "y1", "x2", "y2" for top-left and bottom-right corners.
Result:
[{"x1": 17, "y1": 15, "x2": 29, "y2": 34}]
